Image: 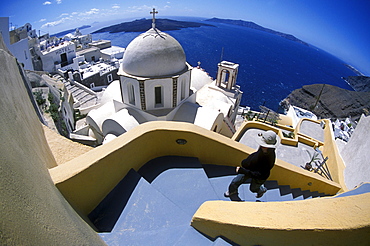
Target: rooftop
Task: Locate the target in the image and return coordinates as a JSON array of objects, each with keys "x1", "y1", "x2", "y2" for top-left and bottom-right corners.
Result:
[
  {"x1": 76, "y1": 46, "x2": 100, "y2": 56},
  {"x1": 40, "y1": 40, "x2": 74, "y2": 54},
  {"x1": 100, "y1": 45, "x2": 125, "y2": 55},
  {"x1": 81, "y1": 62, "x2": 118, "y2": 78},
  {"x1": 89, "y1": 39, "x2": 111, "y2": 46}
]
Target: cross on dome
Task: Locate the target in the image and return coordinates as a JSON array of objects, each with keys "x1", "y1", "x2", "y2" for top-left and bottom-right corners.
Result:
[{"x1": 150, "y1": 8, "x2": 158, "y2": 29}]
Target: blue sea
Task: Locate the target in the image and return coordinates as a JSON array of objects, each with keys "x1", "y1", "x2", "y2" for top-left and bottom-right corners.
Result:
[{"x1": 91, "y1": 18, "x2": 357, "y2": 111}]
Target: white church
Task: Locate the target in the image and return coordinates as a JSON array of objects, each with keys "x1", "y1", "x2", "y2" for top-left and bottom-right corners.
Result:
[{"x1": 77, "y1": 11, "x2": 243, "y2": 145}]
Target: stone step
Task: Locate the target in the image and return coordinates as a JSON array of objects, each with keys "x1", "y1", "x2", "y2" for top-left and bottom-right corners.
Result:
[
  {"x1": 264, "y1": 180, "x2": 280, "y2": 189},
  {"x1": 139, "y1": 156, "x2": 220, "y2": 216},
  {"x1": 174, "y1": 227, "x2": 214, "y2": 246},
  {"x1": 203, "y1": 164, "x2": 266, "y2": 202},
  {"x1": 241, "y1": 182, "x2": 261, "y2": 202},
  {"x1": 203, "y1": 165, "x2": 300, "y2": 202},
  {"x1": 69, "y1": 86, "x2": 79, "y2": 93},
  {"x1": 202, "y1": 164, "x2": 237, "y2": 201},
  {"x1": 212, "y1": 237, "x2": 236, "y2": 246},
  {"x1": 101, "y1": 225, "x2": 190, "y2": 246},
  {"x1": 263, "y1": 188, "x2": 286, "y2": 202},
  {"x1": 88, "y1": 168, "x2": 141, "y2": 232},
  {"x1": 333, "y1": 183, "x2": 370, "y2": 198},
  {"x1": 89, "y1": 169, "x2": 191, "y2": 245},
  {"x1": 91, "y1": 157, "x2": 331, "y2": 245},
  {"x1": 291, "y1": 188, "x2": 309, "y2": 200},
  {"x1": 80, "y1": 94, "x2": 96, "y2": 103},
  {"x1": 310, "y1": 191, "x2": 321, "y2": 198},
  {"x1": 302, "y1": 190, "x2": 313, "y2": 199}
]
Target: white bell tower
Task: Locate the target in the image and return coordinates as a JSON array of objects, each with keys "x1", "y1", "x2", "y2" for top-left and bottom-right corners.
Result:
[{"x1": 216, "y1": 61, "x2": 239, "y2": 90}]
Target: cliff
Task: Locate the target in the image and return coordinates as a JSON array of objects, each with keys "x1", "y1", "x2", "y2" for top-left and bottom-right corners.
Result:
[
  {"x1": 284, "y1": 84, "x2": 370, "y2": 121},
  {"x1": 344, "y1": 76, "x2": 370, "y2": 92}
]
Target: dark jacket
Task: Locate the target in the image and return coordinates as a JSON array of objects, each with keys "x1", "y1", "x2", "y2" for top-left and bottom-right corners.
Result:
[{"x1": 238, "y1": 147, "x2": 276, "y2": 180}]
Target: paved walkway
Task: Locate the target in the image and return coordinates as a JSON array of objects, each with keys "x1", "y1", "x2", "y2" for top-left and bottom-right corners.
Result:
[
  {"x1": 238, "y1": 128, "x2": 323, "y2": 168},
  {"x1": 300, "y1": 120, "x2": 324, "y2": 142}
]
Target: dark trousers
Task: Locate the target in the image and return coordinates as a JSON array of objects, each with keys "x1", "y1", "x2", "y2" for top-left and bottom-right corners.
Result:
[{"x1": 228, "y1": 173, "x2": 266, "y2": 194}]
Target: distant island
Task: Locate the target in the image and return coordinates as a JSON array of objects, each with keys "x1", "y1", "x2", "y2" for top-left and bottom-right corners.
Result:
[
  {"x1": 92, "y1": 17, "x2": 308, "y2": 46},
  {"x1": 92, "y1": 18, "x2": 215, "y2": 33},
  {"x1": 52, "y1": 25, "x2": 91, "y2": 37},
  {"x1": 205, "y1": 18, "x2": 308, "y2": 46}
]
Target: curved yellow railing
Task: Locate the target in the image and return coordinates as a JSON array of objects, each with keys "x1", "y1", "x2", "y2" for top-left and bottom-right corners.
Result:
[
  {"x1": 192, "y1": 192, "x2": 370, "y2": 246},
  {"x1": 49, "y1": 121, "x2": 341, "y2": 216}
]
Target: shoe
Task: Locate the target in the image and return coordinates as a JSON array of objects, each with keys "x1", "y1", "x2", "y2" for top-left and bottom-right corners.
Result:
[
  {"x1": 224, "y1": 190, "x2": 237, "y2": 197},
  {"x1": 256, "y1": 187, "x2": 267, "y2": 198}
]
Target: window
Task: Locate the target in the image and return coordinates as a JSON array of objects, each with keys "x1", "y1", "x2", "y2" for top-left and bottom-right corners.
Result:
[
  {"x1": 60, "y1": 53, "x2": 68, "y2": 67},
  {"x1": 180, "y1": 80, "x2": 186, "y2": 100},
  {"x1": 228, "y1": 107, "x2": 232, "y2": 117},
  {"x1": 107, "y1": 74, "x2": 113, "y2": 83},
  {"x1": 128, "y1": 83, "x2": 135, "y2": 105},
  {"x1": 155, "y1": 86, "x2": 162, "y2": 106}
]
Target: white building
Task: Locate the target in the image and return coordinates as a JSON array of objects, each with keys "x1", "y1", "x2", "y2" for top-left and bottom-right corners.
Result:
[
  {"x1": 76, "y1": 46, "x2": 100, "y2": 62},
  {"x1": 73, "y1": 25, "x2": 243, "y2": 145},
  {"x1": 0, "y1": 17, "x2": 11, "y2": 48},
  {"x1": 64, "y1": 28, "x2": 92, "y2": 50},
  {"x1": 6, "y1": 21, "x2": 39, "y2": 70},
  {"x1": 40, "y1": 40, "x2": 76, "y2": 72}
]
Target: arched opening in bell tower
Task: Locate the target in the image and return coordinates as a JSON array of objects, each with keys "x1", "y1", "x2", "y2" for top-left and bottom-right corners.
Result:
[{"x1": 216, "y1": 61, "x2": 239, "y2": 90}]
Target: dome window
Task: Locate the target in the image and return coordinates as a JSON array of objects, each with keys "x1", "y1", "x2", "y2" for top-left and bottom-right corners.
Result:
[
  {"x1": 154, "y1": 86, "x2": 163, "y2": 107},
  {"x1": 180, "y1": 79, "x2": 186, "y2": 101},
  {"x1": 127, "y1": 83, "x2": 135, "y2": 105}
]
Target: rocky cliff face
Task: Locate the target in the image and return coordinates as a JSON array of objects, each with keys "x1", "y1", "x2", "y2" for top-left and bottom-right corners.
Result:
[
  {"x1": 284, "y1": 84, "x2": 370, "y2": 121},
  {"x1": 344, "y1": 76, "x2": 370, "y2": 92}
]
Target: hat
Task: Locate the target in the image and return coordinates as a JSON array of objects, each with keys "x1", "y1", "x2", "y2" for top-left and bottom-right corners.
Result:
[{"x1": 256, "y1": 130, "x2": 279, "y2": 148}]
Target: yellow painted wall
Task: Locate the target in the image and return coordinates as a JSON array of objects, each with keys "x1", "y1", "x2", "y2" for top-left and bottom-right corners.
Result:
[
  {"x1": 50, "y1": 121, "x2": 341, "y2": 217},
  {"x1": 0, "y1": 37, "x2": 105, "y2": 245},
  {"x1": 294, "y1": 118, "x2": 347, "y2": 191},
  {"x1": 233, "y1": 120, "x2": 322, "y2": 147},
  {"x1": 191, "y1": 193, "x2": 370, "y2": 246},
  {"x1": 321, "y1": 119, "x2": 348, "y2": 191},
  {"x1": 50, "y1": 122, "x2": 253, "y2": 215}
]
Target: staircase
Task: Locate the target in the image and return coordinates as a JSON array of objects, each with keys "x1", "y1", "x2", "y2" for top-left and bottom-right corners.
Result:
[
  {"x1": 63, "y1": 79, "x2": 98, "y2": 108},
  {"x1": 88, "y1": 156, "x2": 329, "y2": 246}
]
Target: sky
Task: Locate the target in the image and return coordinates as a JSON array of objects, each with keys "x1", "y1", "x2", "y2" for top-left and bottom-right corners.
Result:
[{"x1": 1, "y1": 0, "x2": 369, "y2": 75}]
